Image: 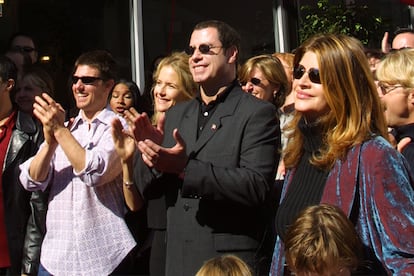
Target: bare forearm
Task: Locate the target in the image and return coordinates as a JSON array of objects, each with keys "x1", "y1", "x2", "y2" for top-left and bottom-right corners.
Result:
[
  {"x1": 29, "y1": 144, "x2": 57, "y2": 181},
  {"x1": 54, "y1": 127, "x2": 85, "y2": 172}
]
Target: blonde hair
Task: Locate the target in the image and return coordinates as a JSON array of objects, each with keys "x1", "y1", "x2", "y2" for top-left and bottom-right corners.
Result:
[
  {"x1": 285, "y1": 204, "x2": 363, "y2": 275},
  {"x1": 151, "y1": 51, "x2": 197, "y2": 124},
  {"x1": 284, "y1": 34, "x2": 388, "y2": 170},
  {"x1": 195, "y1": 255, "x2": 252, "y2": 276},
  {"x1": 376, "y1": 48, "x2": 414, "y2": 88},
  {"x1": 238, "y1": 54, "x2": 289, "y2": 108}
]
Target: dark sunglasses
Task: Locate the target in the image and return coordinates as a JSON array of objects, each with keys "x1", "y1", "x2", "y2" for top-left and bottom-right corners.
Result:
[
  {"x1": 240, "y1": 77, "x2": 261, "y2": 86},
  {"x1": 11, "y1": 45, "x2": 36, "y2": 53},
  {"x1": 185, "y1": 44, "x2": 222, "y2": 55},
  {"x1": 293, "y1": 64, "x2": 321, "y2": 84},
  {"x1": 71, "y1": 76, "x2": 102, "y2": 85}
]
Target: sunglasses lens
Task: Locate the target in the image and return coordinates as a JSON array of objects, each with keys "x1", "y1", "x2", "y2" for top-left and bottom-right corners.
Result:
[
  {"x1": 293, "y1": 65, "x2": 305, "y2": 80},
  {"x1": 293, "y1": 65, "x2": 321, "y2": 84},
  {"x1": 198, "y1": 44, "x2": 211, "y2": 54},
  {"x1": 250, "y1": 78, "x2": 261, "y2": 85},
  {"x1": 72, "y1": 76, "x2": 101, "y2": 85},
  {"x1": 308, "y1": 69, "x2": 321, "y2": 84},
  {"x1": 81, "y1": 77, "x2": 97, "y2": 84},
  {"x1": 185, "y1": 46, "x2": 195, "y2": 55}
]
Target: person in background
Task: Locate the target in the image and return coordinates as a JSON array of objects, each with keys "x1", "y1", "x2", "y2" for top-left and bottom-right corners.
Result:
[
  {"x1": 381, "y1": 27, "x2": 414, "y2": 54},
  {"x1": 4, "y1": 50, "x2": 31, "y2": 74},
  {"x1": 8, "y1": 32, "x2": 38, "y2": 65},
  {"x1": 284, "y1": 204, "x2": 363, "y2": 276},
  {"x1": 112, "y1": 51, "x2": 197, "y2": 276},
  {"x1": 270, "y1": 33, "x2": 414, "y2": 275},
  {"x1": 376, "y1": 48, "x2": 414, "y2": 174},
  {"x1": 195, "y1": 254, "x2": 253, "y2": 276},
  {"x1": 364, "y1": 48, "x2": 384, "y2": 78},
  {"x1": 127, "y1": 20, "x2": 279, "y2": 275},
  {"x1": 16, "y1": 65, "x2": 54, "y2": 114},
  {"x1": 0, "y1": 56, "x2": 44, "y2": 275},
  {"x1": 19, "y1": 50, "x2": 136, "y2": 275},
  {"x1": 109, "y1": 79, "x2": 143, "y2": 116},
  {"x1": 272, "y1": 52, "x2": 295, "y2": 180},
  {"x1": 17, "y1": 65, "x2": 55, "y2": 276},
  {"x1": 238, "y1": 54, "x2": 288, "y2": 109}
]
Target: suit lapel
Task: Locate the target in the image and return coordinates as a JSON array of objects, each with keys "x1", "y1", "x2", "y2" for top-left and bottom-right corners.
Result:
[{"x1": 192, "y1": 89, "x2": 242, "y2": 154}]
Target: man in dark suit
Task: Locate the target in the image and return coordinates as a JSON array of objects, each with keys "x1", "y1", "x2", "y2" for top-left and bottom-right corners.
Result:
[{"x1": 132, "y1": 20, "x2": 280, "y2": 275}]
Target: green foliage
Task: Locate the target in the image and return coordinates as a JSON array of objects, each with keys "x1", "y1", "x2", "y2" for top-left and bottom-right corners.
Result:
[{"x1": 299, "y1": 0, "x2": 383, "y2": 45}]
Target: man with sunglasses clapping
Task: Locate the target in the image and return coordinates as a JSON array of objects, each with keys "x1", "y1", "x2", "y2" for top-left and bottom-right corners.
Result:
[
  {"x1": 132, "y1": 20, "x2": 280, "y2": 275},
  {"x1": 19, "y1": 50, "x2": 137, "y2": 276}
]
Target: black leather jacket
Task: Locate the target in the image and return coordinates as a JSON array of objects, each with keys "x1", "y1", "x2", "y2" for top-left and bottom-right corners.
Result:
[{"x1": 2, "y1": 111, "x2": 46, "y2": 275}]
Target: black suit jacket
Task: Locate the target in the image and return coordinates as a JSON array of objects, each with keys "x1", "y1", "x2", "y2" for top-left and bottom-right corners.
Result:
[{"x1": 136, "y1": 85, "x2": 279, "y2": 275}]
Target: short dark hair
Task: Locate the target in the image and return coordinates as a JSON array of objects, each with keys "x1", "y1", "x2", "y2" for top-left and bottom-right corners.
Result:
[
  {"x1": 193, "y1": 20, "x2": 241, "y2": 54},
  {"x1": 73, "y1": 50, "x2": 118, "y2": 81}
]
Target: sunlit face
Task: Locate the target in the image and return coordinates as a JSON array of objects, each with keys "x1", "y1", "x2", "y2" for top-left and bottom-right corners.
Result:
[
  {"x1": 15, "y1": 76, "x2": 43, "y2": 114},
  {"x1": 72, "y1": 65, "x2": 112, "y2": 120},
  {"x1": 153, "y1": 65, "x2": 186, "y2": 113},
  {"x1": 378, "y1": 84, "x2": 413, "y2": 127},
  {"x1": 241, "y1": 67, "x2": 279, "y2": 103},
  {"x1": 293, "y1": 51, "x2": 330, "y2": 121},
  {"x1": 188, "y1": 27, "x2": 228, "y2": 86},
  {"x1": 110, "y1": 83, "x2": 134, "y2": 115}
]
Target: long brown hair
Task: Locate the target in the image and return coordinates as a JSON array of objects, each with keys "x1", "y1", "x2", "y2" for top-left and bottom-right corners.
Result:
[{"x1": 284, "y1": 34, "x2": 388, "y2": 170}]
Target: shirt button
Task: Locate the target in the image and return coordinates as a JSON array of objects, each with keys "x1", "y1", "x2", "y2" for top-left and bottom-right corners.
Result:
[{"x1": 203, "y1": 111, "x2": 208, "y2": 117}]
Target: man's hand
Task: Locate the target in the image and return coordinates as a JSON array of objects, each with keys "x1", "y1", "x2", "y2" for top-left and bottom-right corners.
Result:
[
  {"x1": 33, "y1": 93, "x2": 65, "y2": 145},
  {"x1": 138, "y1": 128, "x2": 188, "y2": 174},
  {"x1": 382, "y1": 31, "x2": 391, "y2": 53},
  {"x1": 398, "y1": 137, "x2": 411, "y2": 153},
  {"x1": 111, "y1": 118, "x2": 136, "y2": 162},
  {"x1": 123, "y1": 107, "x2": 164, "y2": 145}
]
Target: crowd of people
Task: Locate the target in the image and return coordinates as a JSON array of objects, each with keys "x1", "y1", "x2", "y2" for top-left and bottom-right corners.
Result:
[{"x1": 0, "y1": 20, "x2": 413, "y2": 276}]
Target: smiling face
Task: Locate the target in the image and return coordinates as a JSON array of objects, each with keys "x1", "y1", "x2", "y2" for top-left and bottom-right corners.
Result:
[
  {"x1": 72, "y1": 65, "x2": 113, "y2": 120},
  {"x1": 188, "y1": 27, "x2": 236, "y2": 93},
  {"x1": 110, "y1": 83, "x2": 134, "y2": 115},
  {"x1": 294, "y1": 51, "x2": 330, "y2": 121},
  {"x1": 241, "y1": 67, "x2": 280, "y2": 103},
  {"x1": 153, "y1": 65, "x2": 186, "y2": 113}
]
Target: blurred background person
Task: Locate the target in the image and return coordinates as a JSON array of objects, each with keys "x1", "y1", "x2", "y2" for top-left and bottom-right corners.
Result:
[
  {"x1": 381, "y1": 27, "x2": 414, "y2": 54},
  {"x1": 272, "y1": 52, "x2": 295, "y2": 181},
  {"x1": 7, "y1": 32, "x2": 38, "y2": 65}
]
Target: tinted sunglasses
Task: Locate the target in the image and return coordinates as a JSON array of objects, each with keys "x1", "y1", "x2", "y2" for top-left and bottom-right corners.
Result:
[
  {"x1": 240, "y1": 77, "x2": 261, "y2": 86},
  {"x1": 293, "y1": 64, "x2": 321, "y2": 84},
  {"x1": 71, "y1": 76, "x2": 102, "y2": 85},
  {"x1": 11, "y1": 45, "x2": 36, "y2": 53},
  {"x1": 185, "y1": 44, "x2": 222, "y2": 55}
]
